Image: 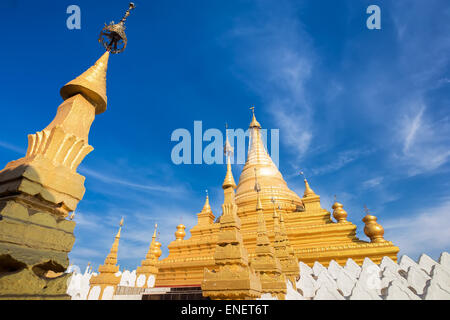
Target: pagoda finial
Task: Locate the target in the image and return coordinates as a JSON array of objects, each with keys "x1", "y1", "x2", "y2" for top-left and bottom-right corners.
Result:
[
  {"x1": 249, "y1": 105, "x2": 262, "y2": 129},
  {"x1": 152, "y1": 223, "x2": 158, "y2": 240},
  {"x1": 362, "y1": 205, "x2": 386, "y2": 243},
  {"x1": 201, "y1": 190, "x2": 213, "y2": 214},
  {"x1": 175, "y1": 224, "x2": 186, "y2": 241},
  {"x1": 99, "y1": 2, "x2": 136, "y2": 54},
  {"x1": 300, "y1": 171, "x2": 317, "y2": 198},
  {"x1": 223, "y1": 126, "x2": 237, "y2": 190},
  {"x1": 332, "y1": 197, "x2": 348, "y2": 223}
]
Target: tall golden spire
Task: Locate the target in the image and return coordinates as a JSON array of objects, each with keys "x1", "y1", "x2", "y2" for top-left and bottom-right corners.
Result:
[
  {"x1": 104, "y1": 217, "x2": 123, "y2": 266},
  {"x1": 251, "y1": 169, "x2": 287, "y2": 299},
  {"x1": 235, "y1": 108, "x2": 302, "y2": 210},
  {"x1": 202, "y1": 146, "x2": 262, "y2": 299},
  {"x1": 60, "y1": 52, "x2": 110, "y2": 115},
  {"x1": 136, "y1": 223, "x2": 159, "y2": 285},
  {"x1": 223, "y1": 125, "x2": 237, "y2": 189},
  {"x1": 88, "y1": 217, "x2": 123, "y2": 299}
]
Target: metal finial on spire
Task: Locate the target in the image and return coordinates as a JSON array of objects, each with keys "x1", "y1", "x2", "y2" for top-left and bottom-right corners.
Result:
[
  {"x1": 119, "y1": 216, "x2": 124, "y2": 227},
  {"x1": 334, "y1": 194, "x2": 337, "y2": 201},
  {"x1": 363, "y1": 205, "x2": 370, "y2": 214},
  {"x1": 206, "y1": 189, "x2": 209, "y2": 197},
  {"x1": 224, "y1": 124, "x2": 234, "y2": 156},
  {"x1": 249, "y1": 105, "x2": 261, "y2": 129},
  {"x1": 299, "y1": 171, "x2": 306, "y2": 179},
  {"x1": 99, "y1": 2, "x2": 136, "y2": 54}
]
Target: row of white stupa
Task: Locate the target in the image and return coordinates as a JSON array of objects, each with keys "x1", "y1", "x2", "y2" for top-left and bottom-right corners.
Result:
[{"x1": 66, "y1": 252, "x2": 450, "y2": 300}]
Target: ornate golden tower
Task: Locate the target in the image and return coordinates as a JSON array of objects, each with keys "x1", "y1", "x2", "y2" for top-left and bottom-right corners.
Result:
[
  {"x1": 0, "y1": 51, "x2": 110, "y2": 299},
  {"x1": 0, "y1": 3, "x2": 134, "y2": 299},
  {"x1": 250, "y1": 169, "x2": 286, "y2": 299},
  {"x1": 271, "y1": 192, "x2": 299, "y2": 289},
  {"x1": 202, "y1": 139, "x2": 262, "y2": 300},
  {"x1": 88, "y1": 218, "x2": 124, "y2": 299}
]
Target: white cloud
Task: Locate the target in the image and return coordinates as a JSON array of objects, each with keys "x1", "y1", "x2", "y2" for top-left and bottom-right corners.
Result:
[
  {"x1": 402, "y1": 104, "x2": 425, "y2": 154},
  {"x1": 362, "y1": 177, "x2": 384, "y2": 189},
  {"x1": 310, "y1": 148, "x2": 374, "y2": 176},
  {"x1": 384, "y1": 199, "x2": 450, "y2": 259},
  {"x1": 79, "y1": 166, "x2": 183, "y2": 194},
  {"x1": 225, "y1": 2, "x2": 315, "y2": 161},
  {"x1": 395, "y1": 102, "x2": 450, "y2": 176}
]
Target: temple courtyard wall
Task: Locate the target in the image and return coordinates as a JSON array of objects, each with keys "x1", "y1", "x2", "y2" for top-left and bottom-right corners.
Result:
[{"x1": 67, "y1": 251, "x2": 450, "y2": 300}]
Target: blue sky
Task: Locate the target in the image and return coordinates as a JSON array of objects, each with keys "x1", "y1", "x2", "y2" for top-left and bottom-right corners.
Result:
[{"x1": 1, "y1": 0, "x2": 449, "y2": 271}]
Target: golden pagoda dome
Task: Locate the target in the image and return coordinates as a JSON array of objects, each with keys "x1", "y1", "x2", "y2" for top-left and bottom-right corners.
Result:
[{"x1": 235, "y1": 110, "x2": 303, "y2": 209}]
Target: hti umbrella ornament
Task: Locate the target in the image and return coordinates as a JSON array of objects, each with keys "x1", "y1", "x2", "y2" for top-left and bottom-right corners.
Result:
[{"x1": 98, "y1": 2, "x2": 136, "y2": 54}]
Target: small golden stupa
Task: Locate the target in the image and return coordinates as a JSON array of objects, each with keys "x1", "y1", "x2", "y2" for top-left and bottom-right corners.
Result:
[
  {"x1": 136, "y1": 224, "x2": 160, "y2": 287},
  {"x1": 88, "y1": 217, "x2": 124, "y2": 299}
]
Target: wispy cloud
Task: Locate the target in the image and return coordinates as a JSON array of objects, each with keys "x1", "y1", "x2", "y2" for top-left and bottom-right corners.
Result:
[
  {"x1": 0, "y1": 140, "x2": 25, "y2": 154},
  {"x1": 402, "y1": 104, "x2": 425, "y2": 154},
  {"x1": 394, "y1": 102, "x2": 450, "y2": 176},
  {"x1": 310, "y1": 148, "x2": 374, "y2": 176},
  {"x1": 384, "y1": 198, "x2": 450, "y2": 260},
  {"x1": 79, "y1": 166, "x2": 184, "y2": 194},
  {"x1": 225, "y1": 1, "x2": 315, "y2": 160},
  {"x1": 362, "y1": 177, "x2": 384, "y2": 189}
]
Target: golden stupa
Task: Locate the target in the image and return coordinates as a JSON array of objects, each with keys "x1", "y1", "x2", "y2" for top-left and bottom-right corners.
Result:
[{"x1": 154, "y1": 110, "x2": 399, "y2": 289}]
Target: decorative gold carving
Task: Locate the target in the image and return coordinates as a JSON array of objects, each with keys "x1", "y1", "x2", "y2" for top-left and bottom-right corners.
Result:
[
  {"x1": 332, "y1": 200, "x2": 348, "y2": 223},
  {"x1": 175, "y1": 224, "x2": 186, "y2": 241},
  {"x1": 363, "y1": 206, "x2": 386, "y2": 243}
]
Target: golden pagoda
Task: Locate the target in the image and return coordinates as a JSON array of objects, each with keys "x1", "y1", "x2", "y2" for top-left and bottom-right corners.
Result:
[
  {"x1": 88, "y1": 217, "x2": 124, "y2": 300},
  {"x1": 136, "y1": 224, "x2": 160, "y2": 287},
  {"x1": 155, "y1": 110, "x2": 399, "y2": 294}
]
